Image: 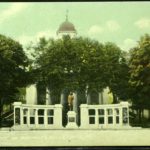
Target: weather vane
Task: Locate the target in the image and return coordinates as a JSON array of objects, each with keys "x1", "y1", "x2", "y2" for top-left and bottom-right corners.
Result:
[{"x1": 66, "y1": 9, "x2": 69, "y2": 21}]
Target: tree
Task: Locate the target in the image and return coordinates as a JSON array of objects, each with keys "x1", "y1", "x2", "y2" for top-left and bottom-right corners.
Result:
[
  {"x1": 103, "y1": 42, "x2": 131, "y2": 103},
  {"x1": 129, "y1": 34, "x2": 150, "y2": 122},
  {"x1": 31, "y1": 35, "x2": 107, "y2": 104},
  {"x1": 0, "y1": 34, "x2": 29, "y2": 126},
  {"x1": 31, "y1": 35, "x2": 131, "y2": 105}
]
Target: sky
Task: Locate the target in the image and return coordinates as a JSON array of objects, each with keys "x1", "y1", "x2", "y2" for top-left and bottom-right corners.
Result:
[{"x1": 0, "y1": 2, "x2": 150, "y2": 52}]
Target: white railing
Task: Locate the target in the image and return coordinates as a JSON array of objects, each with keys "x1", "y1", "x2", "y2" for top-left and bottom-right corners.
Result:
[
  {"x1": 80, "y1": 102, "x2": 130, "y2": 129},
  {"x1": 13, "y1": 101, "x2": 130, "y2": 130},
  {"x1": 13, "y1": 102, "x2": 63, "y2": 130}
]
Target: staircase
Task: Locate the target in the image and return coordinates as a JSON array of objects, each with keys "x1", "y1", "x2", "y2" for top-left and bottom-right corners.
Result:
[{"x1": 1, "y1": 110, "x2": 14, "y2": 127}]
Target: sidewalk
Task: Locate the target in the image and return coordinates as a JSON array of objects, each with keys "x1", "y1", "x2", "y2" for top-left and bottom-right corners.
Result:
[{"x1": 0, "y1": 128, "x2": 150, "y2": 146}]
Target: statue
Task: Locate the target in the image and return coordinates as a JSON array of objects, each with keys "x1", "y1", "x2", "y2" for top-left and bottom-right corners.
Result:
[{"x1": 68, "y1": 92, "x2": 74, "y2": 111}]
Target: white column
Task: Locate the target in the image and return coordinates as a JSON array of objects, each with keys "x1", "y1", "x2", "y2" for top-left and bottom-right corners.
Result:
[
  {"x1": 20, "y1": 108, "x2": 23, "y2": 125},
  {"x1": 98, "y1": 92, "x2": 103, "y2": 104},
  {"x1": 119, "y1": 107, "x2": 123, "y2": 126},
  {"x1": 54, "y1": 104, "x2": 63, "y2": 128},
  {"x1": 26, "y1": 84, "x2": 37, "y2": 105},
  {"x1": 80, "y1": 104, "x2": 89, "y2": 128},
  {"x1": 27, "y1": 109, "x2": 30, "y2": 127},
  {"x1": 87, "y1": 93, "x2": 91, "y2": 104},
  {"x1": 103, "y1": 87, "x2": 109, "y2": 104},
  {"x1": 46, "y1": 87, "x2": 52, "y2": 105},
  {"x1": 113, "y1": 108, "x2": 116, "y2": 126},
  {"x1": 44, "y1": 109, "x2": 47, "y2": 127},
  {"x1": 104, "y1": 108, "x2": 108, "y2": 128},
  {"x1": 35, "y1": 109, "x2": 38, "y2": 126},
  {"x1": 95, "y1": 109, "x2": 99, "y2": 127},
  {"x1": 86, "y1": 84, "x2": 91, "y2": 105},
  {"x1": 73, "y1": 92, "x2": 78, "y2": 113},
  {"x1": 60, "y1": 92, "x2": 65, "y2": 105}
]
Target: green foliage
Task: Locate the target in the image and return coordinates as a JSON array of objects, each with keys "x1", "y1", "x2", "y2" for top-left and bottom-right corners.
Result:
[
  {"x1": 129, "y1": 34, "x2": 150, "y2": 105},
  {"x1": 31, "y1": 35, "x2": 130, "y2": 104},
  {"x1": 33, "y1": 36, "x2": 106, "y2": 91},
  {"x1": 103, "y1": 42, "x2": 131, "y2": 102},
  {"x1": 0, "y1": 34, "x2": 29, "y2": 123}
]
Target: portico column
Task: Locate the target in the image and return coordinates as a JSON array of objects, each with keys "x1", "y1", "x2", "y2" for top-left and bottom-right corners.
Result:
[
  {"x1": 86, "y1": 84, "x2": 90, "y2": 105},
  {"x1": 73, "y1": 91, "x2": 78, "y2": 112},
  {"x1": 98, "y1": 92, "x2": 103, "y2": 104},
  {"x1": 87, "y1": 93, "x2": 91, "y2": 105},
  {"x1": 60, "y1": 92, "x2": 65, "y2": 105},
  {"x1": 26, "y1": 84, "x2": 37, "y2": 105},
  {"x1": 46, "y1": 87, "x2": 52, "y2": 105}
]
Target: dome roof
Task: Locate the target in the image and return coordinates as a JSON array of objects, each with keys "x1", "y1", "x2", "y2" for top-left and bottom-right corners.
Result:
[{"x1": 57, "y1": 20, "x2": 77, "y2": 34}]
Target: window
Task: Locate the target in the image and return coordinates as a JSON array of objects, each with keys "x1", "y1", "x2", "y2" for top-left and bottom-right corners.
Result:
[
  {"x1": 30, "y1": 109, "x2": 36, "y2": 124},
  {"x1": 99, "y1": 117, "x2": 104, "y2": 124},
  {"x1": 38, "y1": 109, "x2": 44, "y2": 116},
  {"x1": 107, "y1": 109, "x2": 113, "y2": 115},
  {"x1": 48, "y1": 117, "x2": 53, "y2": 124},
  {"x1": 116, "y1": 116, "x2": 119, "y2": 124},
  {"x1": 47, "y1": 109, "x2": 54, "y2": 116},
  {"x1": 98, "y1": 109, "x2": 104, "y2": 115},
  {"x1": 98, "y1": 109, "x2": 104, "y2": 124},
  {"x1": 107, "y1": 109, "x2": 113, "y2": 124},
  {"x1": 89, "y1": 117, "x2": 95, "y2": 124},
  {"x1": 23, "y1": 109, "x2": 28, "y2": 124},
  {"x1": 38, "y1": 109, "x2": 44, "y2": 124},
  {"x1": 30, "y1": 117, "x2": 35, "y2": 124},
  {"x1": 47, "y1": 109, "x2": 54, "y2": 124},
  {"x1": 38, "y1": 117, "x2": 44, "y2": 124},
  {"x1": 108, "y1": 117, "x2": 113, "y2": 124},
  {"x1": 115, "y1": 108, "x2": 119, "y2": 124},
  {"x1": 23, "y1": 116, "x2": 27, "y2": 124},
  {"x1": 88, "y1": 109, "x2": 95, "y2": 124},
  {"x1": 88, "y1": 109, "x2": 95, "y2": 115},
  {"x1": 23, "y1": 109, "x2": 28, "y2": 115}
]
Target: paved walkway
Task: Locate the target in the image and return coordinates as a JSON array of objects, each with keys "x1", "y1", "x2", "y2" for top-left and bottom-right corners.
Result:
[{"x1": 0, "y1": 128, "x2": 150, "y2": 146}]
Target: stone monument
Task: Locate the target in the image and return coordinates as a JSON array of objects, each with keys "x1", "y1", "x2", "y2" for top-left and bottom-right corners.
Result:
[{"x1": 66, "y1": 92, "x2": 78, "y2": 128}]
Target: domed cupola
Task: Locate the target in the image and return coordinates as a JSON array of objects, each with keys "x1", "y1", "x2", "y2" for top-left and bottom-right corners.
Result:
[{"x1": 57, "y1": 10, "x2": 77, "y2": 38}]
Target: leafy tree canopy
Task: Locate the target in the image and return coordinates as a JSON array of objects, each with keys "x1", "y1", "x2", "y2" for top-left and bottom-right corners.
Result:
[
  {"x1": 0, "y1": 34, "x2": 29, "y2": 119},
  {"x1": 31, "y1": 35, "x2": 129, "y2": 104},
  {"x1": 129, "y1": 34, "x2": 150, "y2": 106}
]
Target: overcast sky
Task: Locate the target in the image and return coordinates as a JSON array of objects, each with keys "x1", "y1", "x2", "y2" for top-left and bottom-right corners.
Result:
[{"x1": 0, "y1": 2, "x2": 150, "y2": 52}]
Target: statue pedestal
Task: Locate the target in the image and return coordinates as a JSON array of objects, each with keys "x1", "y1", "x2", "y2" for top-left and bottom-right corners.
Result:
[{"x1": 66, "y1": 111, "x2": 78, "y2": 129}]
